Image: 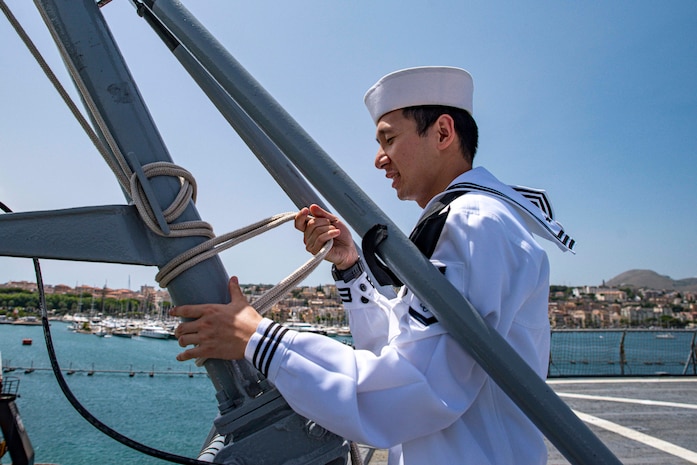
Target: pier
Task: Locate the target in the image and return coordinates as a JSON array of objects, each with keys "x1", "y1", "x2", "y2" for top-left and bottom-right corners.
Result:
[{"x1": 2, "y1": 364, "x2": 207, "y2": 378}]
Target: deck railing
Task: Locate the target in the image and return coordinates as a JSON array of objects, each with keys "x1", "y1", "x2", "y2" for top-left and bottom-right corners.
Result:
[
  {"x1": 548, "y1": 329, "x2": 697, "y2": 377},
  {"x1": 0, "y1": 375, "x2": 19, "y2": 398}
]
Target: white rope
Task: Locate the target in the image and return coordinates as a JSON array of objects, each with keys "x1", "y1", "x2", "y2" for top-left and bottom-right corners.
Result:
[
  {"x1": 4, "y1": 1, "x2": 329, "y2": 302},
  {"x1": 156, "y1": 212, "x2": 330, "y2": 289},
  {"x1": 251, "y1": 238, "x2": 332, "y2": 315},
  {"x1": 194, "y1": 234, "x2": 331, "y2": 367},
  {"x1": 129, "y1": 162, "x2": 215, "y2": 240},
  {"x1": 3, "y1": 0, "x2": 210, "y2": 242},
  {"x1": 0, "y1": 0, "x2": 130, "y2": 190},
  {"x1": 6, "y1": 5, "x2": 343, "y2": 461}
]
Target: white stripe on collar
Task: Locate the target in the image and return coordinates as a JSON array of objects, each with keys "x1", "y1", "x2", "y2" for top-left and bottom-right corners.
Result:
[{"x1": 442, "y1": 179, "x2": 576, "y2": 254}]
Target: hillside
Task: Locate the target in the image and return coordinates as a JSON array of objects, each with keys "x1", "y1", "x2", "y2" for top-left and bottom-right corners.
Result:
[{"x1": 606, "y1": 269, "x2": 697, "y2": 292}]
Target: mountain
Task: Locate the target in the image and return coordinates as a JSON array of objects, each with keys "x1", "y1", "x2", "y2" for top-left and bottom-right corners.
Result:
[{"x1": 606, "y1": 269, "x2": 697, "y2": 292}]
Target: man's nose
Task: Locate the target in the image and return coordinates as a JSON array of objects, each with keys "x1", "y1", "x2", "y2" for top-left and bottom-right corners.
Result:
[{"x1": 374, "y1": 149, "x2": 389, "y2": 169}]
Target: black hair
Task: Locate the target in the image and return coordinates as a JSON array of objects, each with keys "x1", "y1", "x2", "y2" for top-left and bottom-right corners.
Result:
[{"x1": 401, "y1": 105, "x2": 478, "y2": 163}]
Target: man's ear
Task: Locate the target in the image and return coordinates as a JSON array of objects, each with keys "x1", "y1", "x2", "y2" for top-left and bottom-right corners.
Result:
[{"x1": 435, "y1": 114, "x2": 456, "y2": 150}]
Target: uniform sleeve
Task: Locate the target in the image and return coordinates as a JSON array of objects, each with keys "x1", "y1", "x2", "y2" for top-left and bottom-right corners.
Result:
[
  {"x1": 335, "y1": 270, "x2": 396, "y2": 354},
  {"x1": 244, "y1": 318, "x2": 482, "y2": 449}
]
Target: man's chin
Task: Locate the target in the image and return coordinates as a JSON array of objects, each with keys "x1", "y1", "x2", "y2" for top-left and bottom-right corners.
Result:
[{"x1": 395, "y1": 190, "x2": 409, "y2": 201}]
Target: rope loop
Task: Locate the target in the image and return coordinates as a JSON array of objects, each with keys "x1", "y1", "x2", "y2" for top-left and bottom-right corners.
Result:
[{"x1": 130, "y1": 162, "x2": 214, "y2": 239}]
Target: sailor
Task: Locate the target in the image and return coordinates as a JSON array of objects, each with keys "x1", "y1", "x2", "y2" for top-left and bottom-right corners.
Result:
[{"x1": 172, "y1": 66, "x2": 574, "y2": 465}]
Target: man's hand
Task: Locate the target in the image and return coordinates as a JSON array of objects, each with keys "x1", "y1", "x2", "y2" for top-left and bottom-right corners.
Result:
[
  {"x1": 170, "y1": 276, "x2": 262, "y2": 362},
  {"x1": 294, "y1": 204, "x2": 359, "y2": 270}
]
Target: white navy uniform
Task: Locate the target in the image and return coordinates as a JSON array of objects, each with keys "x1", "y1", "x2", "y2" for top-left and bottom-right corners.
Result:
[{"x1": 245, "y1": 167, "x2": 573, "y2": 465}]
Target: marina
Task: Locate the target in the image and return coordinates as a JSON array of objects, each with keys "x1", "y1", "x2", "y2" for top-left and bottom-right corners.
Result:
[{"x1": 0, "y1": 321, "x2": 218, "y2": 465}]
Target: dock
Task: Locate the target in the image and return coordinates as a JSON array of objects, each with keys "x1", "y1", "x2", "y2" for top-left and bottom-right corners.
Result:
[{"x1": 1, "y1": 364, "x2": 207, "y2": 378}]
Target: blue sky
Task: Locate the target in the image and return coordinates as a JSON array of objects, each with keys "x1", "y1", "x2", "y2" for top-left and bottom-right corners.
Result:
[{"x1": 1, "y1": 1, "x2": 696, "y2": 291}]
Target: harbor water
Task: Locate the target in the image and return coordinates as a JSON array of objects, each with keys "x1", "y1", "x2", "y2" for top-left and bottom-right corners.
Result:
[
  {"x1": 1, "y1": 322, "x2": 695, "y2": 464},
  {"x1": 1, "y1": 321, "x2": 218, "y2": 465}
]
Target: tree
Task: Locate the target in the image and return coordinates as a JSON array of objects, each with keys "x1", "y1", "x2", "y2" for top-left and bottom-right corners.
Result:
[{"x1": 620, "y1": 287, "x2": 636, "y2": 300}]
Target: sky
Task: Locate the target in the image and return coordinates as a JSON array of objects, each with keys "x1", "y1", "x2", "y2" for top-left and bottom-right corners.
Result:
[{"x1": 1, "y1": 1, "x2": 696, "y2": 292}]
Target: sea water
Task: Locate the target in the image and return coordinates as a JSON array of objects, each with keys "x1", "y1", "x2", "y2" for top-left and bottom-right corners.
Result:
[
  {"x1": 548, "y1": 329, "x2": 696, "y2": 377},
  {"x1": 1, "y1": 322, "x2": 219, "y2": 465}
]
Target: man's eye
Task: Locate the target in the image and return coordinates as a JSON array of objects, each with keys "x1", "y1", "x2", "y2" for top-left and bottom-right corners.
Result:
[{"x1": 386, "y1": 137, "x2": 395, "y2": 145}]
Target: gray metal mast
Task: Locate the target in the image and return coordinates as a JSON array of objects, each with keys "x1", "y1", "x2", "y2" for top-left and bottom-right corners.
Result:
[{"x1": 0, "y1": 0, "x2": 623, "y2": 464}]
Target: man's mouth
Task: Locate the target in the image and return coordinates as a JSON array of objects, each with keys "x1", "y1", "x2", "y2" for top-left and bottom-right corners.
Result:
[{"x1": 386, "y1": 171, "x2": 399, "y2": 187}]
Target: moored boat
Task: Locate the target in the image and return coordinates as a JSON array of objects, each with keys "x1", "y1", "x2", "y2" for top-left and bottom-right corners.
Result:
[
  {"x1": 112, "y1": 330, "x2": 133, "y2": 338},
  {"x1": 139, "y1": 325, "x2": 171, "y2": 339},
  {"x1": 283, "y1": 320, "x2": 327, "y2": 335}
]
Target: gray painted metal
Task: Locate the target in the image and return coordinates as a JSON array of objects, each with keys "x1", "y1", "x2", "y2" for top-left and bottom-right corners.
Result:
[
  {"x1": 137, "y1": 3, "x2": 321, "y2": 212},
  {"x1": 135, "y1": 3, "x2": 396, "y2": 300},
  {"x1": 13, "y1": 0, "x2": 349, "y2": 463},
  {"x1": 0, "y1": 205, "x2": 159, "y2": 265},
  {"x1": 0, "y1": 391, "x2": 35, "y2": 465},
  {"x1": 144, "y1": 1, "x2": 622, "y2": 464}
]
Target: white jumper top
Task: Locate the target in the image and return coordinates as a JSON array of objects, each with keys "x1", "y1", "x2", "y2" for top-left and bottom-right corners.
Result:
[{"x1": 245, "y1": 167, "x2": 555, "y2": 465}]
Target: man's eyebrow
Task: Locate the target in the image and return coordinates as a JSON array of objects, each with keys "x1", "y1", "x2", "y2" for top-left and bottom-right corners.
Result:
[{"x1": 376, "y1": 127, "x2": 392, "y2": 142}]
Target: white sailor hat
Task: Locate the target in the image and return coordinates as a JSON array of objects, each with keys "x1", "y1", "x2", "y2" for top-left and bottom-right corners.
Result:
[{"x1": 363, "y1": 66, "x2": 474, "y2": 124}]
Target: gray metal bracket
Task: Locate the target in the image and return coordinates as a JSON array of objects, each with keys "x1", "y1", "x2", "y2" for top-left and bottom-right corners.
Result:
[{"x1": 0, "y1": 205, "x2": 159, "y2": 265}]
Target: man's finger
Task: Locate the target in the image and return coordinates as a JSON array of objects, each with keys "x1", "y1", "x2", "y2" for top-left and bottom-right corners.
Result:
[
  {"x1": 294, "y1": 207, "x2": 310, "y2": 231},
  {"x1": 228, "y1": 276, "x2": 245, "y2": 301},
  {"x1": 176, "y1": 346, "x2": 202, "y2": 362},
  {"x1": 176, "y1": 333, "x2": 197, "y2": 348},
  {"x1": 309, "y1": 204, "x2": 334, "y2": 220},
  {"x1": 170, "y1": 304, "x2": 202, "y2": 319},
  {"x1": 173, "y1": 319, "x2": 197, "y2": 338}
]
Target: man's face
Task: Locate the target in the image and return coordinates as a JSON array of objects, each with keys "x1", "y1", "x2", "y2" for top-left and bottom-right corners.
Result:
[{"x1": 374, "y1": 110, "x2": 440, "y2": 208}]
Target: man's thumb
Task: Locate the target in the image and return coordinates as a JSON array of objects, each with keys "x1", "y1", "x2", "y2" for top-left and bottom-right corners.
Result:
[{"x1": 228, "y1": 276, "x2": 243, "y2": 299}]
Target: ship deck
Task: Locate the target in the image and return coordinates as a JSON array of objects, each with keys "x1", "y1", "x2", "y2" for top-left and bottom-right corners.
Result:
[{"x1": 356, "y1": 377, "x2": 697, "y2": 465}]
